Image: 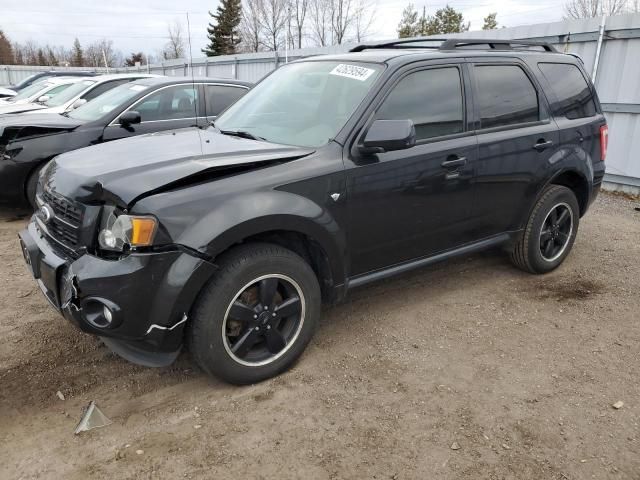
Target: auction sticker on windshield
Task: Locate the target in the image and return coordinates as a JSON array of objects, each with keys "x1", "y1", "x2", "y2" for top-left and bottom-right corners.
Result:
[{"x1": 329, "y1": 64, "x2": 376, "y2": 81}]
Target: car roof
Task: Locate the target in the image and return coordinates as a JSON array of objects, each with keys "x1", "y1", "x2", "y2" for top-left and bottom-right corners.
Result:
[
  {"x1": 303, "y1": 48, "x2": 576, "y2": 66},
  {"x1": 45, "y1": 76, "x2": 93, "y2": 85},
  {"x1": 130, "y1": 76, "x2": 253, "y2": 87},
  {"x1": 90, "y1": 73, "x2": 163, "y2": 83},
  {"x1": 298, "y1": 38, "x2": 579, "y2": 66}
]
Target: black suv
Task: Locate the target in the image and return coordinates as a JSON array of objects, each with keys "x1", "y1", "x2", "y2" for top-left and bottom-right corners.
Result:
[{"x1": 19, "y1": 39, "x2": 607, "y2": 384}]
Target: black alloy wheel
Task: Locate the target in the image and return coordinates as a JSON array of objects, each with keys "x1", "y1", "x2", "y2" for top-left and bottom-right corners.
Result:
[
  {"x1": 223, "y1": 274, "x2": 305, "y2": 367},
  {"x1": 539, "y1": 202, "x2": 573, "y2": 262}
]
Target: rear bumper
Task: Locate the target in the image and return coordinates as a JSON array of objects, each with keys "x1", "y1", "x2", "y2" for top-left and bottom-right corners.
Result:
[{"x1": 19, "y1": 220, "x2": 216, "y2": 366}]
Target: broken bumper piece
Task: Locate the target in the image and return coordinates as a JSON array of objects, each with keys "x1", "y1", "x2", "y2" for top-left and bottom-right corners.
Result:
[{"x1": 19, "y1": 220, "x2": 216, "y2": 366}]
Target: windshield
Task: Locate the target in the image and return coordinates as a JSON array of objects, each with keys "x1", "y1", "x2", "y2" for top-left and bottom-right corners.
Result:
[
  {"x1": 44, "y1": 80, "x2": 95, "y2": 107},
  {"x1": 9, "y1": 81, "x2": 51, "y2": 103},
  {"x1": 14, "y1": 74, "x2": 49, "y2": 90},
  {"x1": 215, "y1": 61, "x2": 383, "y2": 148},
  {"x1": 69, "y1": 83, "x2": 150, "y2": 121}
]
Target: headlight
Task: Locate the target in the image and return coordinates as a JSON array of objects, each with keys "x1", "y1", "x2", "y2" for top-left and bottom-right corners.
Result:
[{"x1": 98, "y1": 213, "x2": 158, "y2": 251}]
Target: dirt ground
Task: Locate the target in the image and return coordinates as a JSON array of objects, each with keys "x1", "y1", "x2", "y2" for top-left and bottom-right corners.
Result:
[{"x1": 0, "y1": 192, "x2": 638, "y2": 480}]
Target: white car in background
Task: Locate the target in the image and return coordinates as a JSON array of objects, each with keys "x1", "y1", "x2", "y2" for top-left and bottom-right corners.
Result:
[
  {"x1": 0, "y1": 77, "x2": 85, "y2": 114},
  {"x1": 21, "y1": 73, "x2": 161, "y2": 115}
]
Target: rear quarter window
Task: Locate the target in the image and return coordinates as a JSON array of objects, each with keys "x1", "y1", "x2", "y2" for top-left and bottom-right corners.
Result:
[
  {"x1": 538, "y1": 63, "x2": 597, "y2": 119},
  {"x1": 474, "y1": 65, "x2": 539, "y2": 129}
]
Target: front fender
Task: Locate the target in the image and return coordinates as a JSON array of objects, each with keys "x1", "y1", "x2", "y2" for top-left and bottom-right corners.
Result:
[{"x1": 192, "y1": 191, "x2": 346, "y2": 287}]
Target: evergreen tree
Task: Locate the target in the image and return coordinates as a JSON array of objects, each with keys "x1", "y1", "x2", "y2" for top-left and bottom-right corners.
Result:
[
  {"x1": 125, "y1": 52, "x2": 146, "y2": 66},
  {"x1": 37, "y1": 48, "x2": 47, "y2": 65},
  {"x1": 397, "y1": 3, "x2": 419, "y2": 38},
  {"x1": 428, "y1": 5, "x2": 469, "y2": 34},
  {"x1": 0, "y1": 30, "x2": 14, "y2": 65},
  {"x1": 71, "y1": 38, "x2": 84, "y2": 66},
  {"x1": 482, "y1": 12, "x2": 498, "y2": 30},
  {"x1": 203, "y1": 0, "x2": 243, "y2": 56}
]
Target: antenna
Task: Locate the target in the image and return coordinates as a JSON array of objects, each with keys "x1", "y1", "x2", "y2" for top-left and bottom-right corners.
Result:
[{"x1": 185, "y1": 12, "x2": 198, "y2": 124}]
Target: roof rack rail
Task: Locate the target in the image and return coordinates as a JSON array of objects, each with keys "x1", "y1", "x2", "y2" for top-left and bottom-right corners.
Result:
[{"x1": 349, "y1": 37, "x2": 558, "y2": 53}]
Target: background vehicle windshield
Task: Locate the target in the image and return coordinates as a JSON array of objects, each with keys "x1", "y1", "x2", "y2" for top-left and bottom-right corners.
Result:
[
  {"x1": 8, "y1": 81, "x2": 51, "y2": 103},
  {"x1": 215, "y1": 61, "x2": 383, "y2": 148},
  {"x1": 69, "y1": 83, "x2": 149, "y2": 121},
  {"x1": 44, "y1": 80, "x2": 95, "y2": 107}
]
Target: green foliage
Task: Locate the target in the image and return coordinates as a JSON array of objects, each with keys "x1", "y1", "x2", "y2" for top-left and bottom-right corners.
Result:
[
  {"x1": 482, "y1": 12, "x2": 498, "y2": 30},
  {"x1": 398, "y1": 3, "x2": 419, "y2": 38},
  {"x1": 429, "y1": 5, "x2": 470, "y2": 34},
  {"x1": 71, "y1": 38, "x2": 84, "y2": 67},
  {"x1": 203, "y1": 0, "x2": 243, "y2": 56},
  {"x1": 398, "y1": 3, "x2": 469, "y2": 38}
]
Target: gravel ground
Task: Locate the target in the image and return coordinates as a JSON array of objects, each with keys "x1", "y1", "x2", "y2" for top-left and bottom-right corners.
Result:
[{"x1": 0, "y1": 192, "x2": 638, "y2": 480}]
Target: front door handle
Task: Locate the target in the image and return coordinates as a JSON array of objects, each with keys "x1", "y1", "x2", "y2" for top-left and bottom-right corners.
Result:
[
  {"x1": 533, "y1": 139, "x2": 554, "y2": 152},
  {"x1": 441, "y1": 156, "x2": 467, "y2": 169}
]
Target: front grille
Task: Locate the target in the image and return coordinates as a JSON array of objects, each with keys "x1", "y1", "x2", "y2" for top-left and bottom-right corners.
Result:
[{"x1": 40, "y1": 188, "x2": 84, "y2": 249}]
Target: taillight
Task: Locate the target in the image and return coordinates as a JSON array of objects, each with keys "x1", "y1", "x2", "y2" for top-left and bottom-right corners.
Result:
[{"x1": 600, "y1": 125, "x2": 608, "y2": 161}]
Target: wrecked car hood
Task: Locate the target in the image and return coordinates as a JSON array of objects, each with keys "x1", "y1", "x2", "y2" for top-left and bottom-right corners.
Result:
[
  {"x1": 47, "y1": 127, "x2": 314, "y2": 206},
  {"x1": 0, "y1": 102, "x2": 47, "y2": 115},
  {"x1": 0, "y1": 113, "x2": 83, "y2": 140}
]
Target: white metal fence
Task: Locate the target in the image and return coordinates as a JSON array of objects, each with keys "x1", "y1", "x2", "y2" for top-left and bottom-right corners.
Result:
[{"x1": 2, "y1": 13, "x2": 640, "y2": 192}]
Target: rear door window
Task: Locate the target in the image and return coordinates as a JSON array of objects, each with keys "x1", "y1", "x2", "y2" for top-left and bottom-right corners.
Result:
[
  {"x1": 373, "y1": 67, "x2": 464, "y2": 141},
  {"x1": 538, "y1": 63, "x2": 597, "y2": 119},
  {"x1": 474, "y1": 65, "x2": 539, "y2": 129},
  {"x1": 204, "y1": 85, "x2": 247, "y2": 116},
  {"x1": 132, "y1": 85, "x2": 198, "y2": 122}
]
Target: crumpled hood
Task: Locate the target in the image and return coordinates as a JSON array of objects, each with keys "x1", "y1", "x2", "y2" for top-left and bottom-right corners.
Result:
[
  {"x1": 0, "y1": 102, "x2": 46, "y2": 115},
  {"x1": 46, "y1": 127, "x2": 314, "y2": 206},
  {"x1": 0, "y1": 113, "x2": 83, "y2": 143},
  {"x1": 0, "y1": 87, "x2": 17, "y2": 98}
]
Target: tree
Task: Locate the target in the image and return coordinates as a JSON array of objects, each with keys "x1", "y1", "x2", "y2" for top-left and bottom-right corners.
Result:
[
  {"x1": 397, "y1": 3, "x2": 418, "y2": 38},
  {"x1": 240, "y1": 0, "x2": 263, "y2": 52},
  {"x1": 428, "y1": 5, "x2": 469, "y2": 34},
  {"x1": 258, "y1": 0, "x2": 288, "y2": 51},
  {"x1": 483, "y1": 12, "x2": 498, "y2": 30},
  {"x1": 203, "y1": 0, "x2": 242, "y2": 56},
  {"x1": 292, "y1": 0, "x2": 309, "y2": 48},
  {"x1": 163, "y1": 20, "x2": 185, "y2": 59},
  {"x1": 71, "y1": 38, "x2": 84, "y2": 66},
  {"x1": 0, "y1": 30, "x2": 14, "y2": 65},
  {"x1": 37, "y1": 48, "x2": 47, "y2": 66},
  {"x1": 309, "y1": 0, "x2": 332, "y2": 46},
  {"x1": 85, "y1": 39, "x2": 120, "y2": 67},
  {"x1": 564, "y1": 0, "x2": 628, "y2": 18},
  {"x1": 125, "y1": 52, "x2": 146, "y2": 67},
  {"x1": 353, "y1": 0, "x2": 376, "y2": 42},
  {"x1": 331, "y1": 0, "x2": 356, "y2": 44}
]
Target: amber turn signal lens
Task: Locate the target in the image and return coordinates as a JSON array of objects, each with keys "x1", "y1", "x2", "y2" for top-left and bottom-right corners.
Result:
[{"x1": 130, "y1": 217, "x2": 157, "y2": 246}]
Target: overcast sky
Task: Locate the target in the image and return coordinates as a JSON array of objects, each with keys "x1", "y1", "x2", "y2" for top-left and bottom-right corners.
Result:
[{"x1": 2, "y1": 0, "x2": 569, "y2": 58}]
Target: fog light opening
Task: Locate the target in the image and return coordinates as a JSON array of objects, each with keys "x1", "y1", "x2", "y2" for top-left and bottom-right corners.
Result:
[{"x1": 82, "y1": 299, "x2": 119, "y2": 329}]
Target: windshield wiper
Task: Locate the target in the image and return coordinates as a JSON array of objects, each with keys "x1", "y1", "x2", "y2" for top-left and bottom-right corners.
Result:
[{"x1": 219, "y1": 129, "x2": 265, "y2": 141}]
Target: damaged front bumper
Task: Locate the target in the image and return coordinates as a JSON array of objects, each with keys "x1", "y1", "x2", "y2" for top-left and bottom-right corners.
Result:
[{"x1": 18, "y1": 220, "x2": 216, "y2": 367}]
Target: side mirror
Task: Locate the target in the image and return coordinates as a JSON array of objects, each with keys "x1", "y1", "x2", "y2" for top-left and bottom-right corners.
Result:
[
  {"x1": 119, "y1": 111, "x2": 142, "y2": 126},
  {"x1": 37, "y1": 95, "x2": 50, "y2": 103},
  {"x1": 69, "y1": 98, "x2": 87, "y2": 110},
  {"x1": 359, "y1": 119, "x2": 416, "y2": 154}
]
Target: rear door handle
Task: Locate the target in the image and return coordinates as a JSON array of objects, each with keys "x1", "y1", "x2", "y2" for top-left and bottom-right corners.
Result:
[
  {"x1": 441, "y1": 156, "x2": 467, "y2": 169},
  {"x1": 533, "y1": 139, "x2": 554, "y2": 152}
]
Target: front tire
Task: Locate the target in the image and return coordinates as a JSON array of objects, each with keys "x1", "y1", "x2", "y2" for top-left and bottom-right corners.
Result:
[
  {"x1": 510, "y1": 185, "x2": 580, "y2": 274},
  {"x1": 188, "y1": 243, "x2": 321, "y2": 385}
]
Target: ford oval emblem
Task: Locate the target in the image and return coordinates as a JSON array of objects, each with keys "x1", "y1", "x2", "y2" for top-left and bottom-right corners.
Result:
[{"x1": 37, "y1": 204, "x2": 54, "y2": 224}]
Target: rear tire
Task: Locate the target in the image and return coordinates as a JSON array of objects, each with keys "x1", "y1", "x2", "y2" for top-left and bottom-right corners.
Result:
[
  {"x1": 510, "y1": 185, "x2": 580, "y2": 274},
  {"x1": 188, "y1": 243, "x2": 321, "y2": 385}
]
